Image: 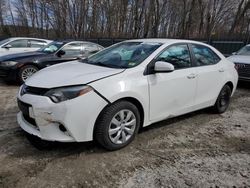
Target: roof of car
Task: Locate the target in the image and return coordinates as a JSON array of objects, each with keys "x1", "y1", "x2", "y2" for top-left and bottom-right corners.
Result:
[
  {"x1": 51, "y1": 40, "x2": 104, "y2": 48},
  {"x1": 8, "y1": 37, "x2": 52, "y2": 42},
  {"x1": 53, "y1": 40, "x2": 98, "y2": 44},
  {"x1": 126, "y1": 38, "x2": 226, "y2": 59},
  {"x1": 127, "y1": 38, "x2": 206, "y2": 45}
]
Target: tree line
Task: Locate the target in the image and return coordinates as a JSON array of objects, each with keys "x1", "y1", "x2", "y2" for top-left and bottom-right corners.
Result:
[{"x1": 0, "y1": 0, "x2": 249, "y2": 41}]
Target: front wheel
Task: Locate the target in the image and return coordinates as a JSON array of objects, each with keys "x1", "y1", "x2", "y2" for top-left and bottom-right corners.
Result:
[
  {"x1": 213, "y1": 85, "x2": 232, "y2": 114},
  {"x1": 94, "y1": 101, "x2": 140, "y2": 151},
  {"x1": 18, "y1": 65, "x2": 38, "y2": 84}
]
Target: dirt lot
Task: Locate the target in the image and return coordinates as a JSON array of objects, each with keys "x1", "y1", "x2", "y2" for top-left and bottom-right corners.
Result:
[{"x1": 0, "y1": 80, "x2": 249, "y2": 188}]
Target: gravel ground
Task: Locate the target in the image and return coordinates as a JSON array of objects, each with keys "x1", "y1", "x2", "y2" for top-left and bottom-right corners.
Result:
[{"x1": 0, "y1": 80, "x2": 249, "y2": 188}]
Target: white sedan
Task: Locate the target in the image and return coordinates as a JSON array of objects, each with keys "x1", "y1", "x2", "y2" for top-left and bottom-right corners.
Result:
[
  {"x1": 17, "y1": 39, "x2": 238, "y2": 150},
  {"x1": 0, "y1": 37, "x2": 52, "y2": 56}
]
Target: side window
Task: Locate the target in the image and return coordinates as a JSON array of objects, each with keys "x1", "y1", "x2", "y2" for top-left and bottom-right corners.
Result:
[
  {"x1": 7, "y1": 39, "x2": 28, "y2": 48},
  {"x1": 29, "y1": 40, "x2": 47, "y2": 48},
  {"x1": 83, "y1": 43, "x2": 103, "y2": 56},
  {"x1": 61, "y1": 43, "x2": 82, "y2": 56},
  {"x1": 191, "y1": 44, "x2": 221, "y2": 66},
  {"x1": 83, "y1": 43, "x2": 99, "y2": 53},
  {"x1": 156, "y1": 44, "x2": 192, "y2": 69}
]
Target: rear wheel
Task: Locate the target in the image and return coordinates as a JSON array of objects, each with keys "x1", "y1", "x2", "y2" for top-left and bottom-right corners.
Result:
[
  {"x1": 213, "y1": 85, "x2": 232, "y2": 114},
  {"x1": 94, "y1": 101, "x2": 140, "y2": 150},
  {"x1": 18, "y1": 65, "x2": 38, "y2": 83}
]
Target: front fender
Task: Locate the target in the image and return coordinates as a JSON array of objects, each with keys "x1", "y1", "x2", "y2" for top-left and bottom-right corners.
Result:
[{"x1": 90, "y1": 69, "x2": 150, "y2": 127}]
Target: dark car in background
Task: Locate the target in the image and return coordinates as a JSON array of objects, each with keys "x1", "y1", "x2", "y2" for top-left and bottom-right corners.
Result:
[
  {"x1": 228, "y1": 44, "x2": 250, "y2": 81},
  {"x1": 0, "y1": 40, "x2": 104, "y2": 83}
]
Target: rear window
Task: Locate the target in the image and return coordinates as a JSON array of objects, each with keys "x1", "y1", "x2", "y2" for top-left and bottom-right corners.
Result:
[
  {"x1": 191, "y1": 44, "x2": 221, "y2": 66},
  {"x1": 29, "y1": 40, "x2": 47, "y2": 48}
]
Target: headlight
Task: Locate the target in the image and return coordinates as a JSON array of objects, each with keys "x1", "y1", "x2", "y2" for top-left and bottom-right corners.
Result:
[
  {"x1": 1, "y1": 61, "x2": 18, "y2": 67},
  {"x1": 44, "y1": 85, "x2": 93, "y2": 103}
]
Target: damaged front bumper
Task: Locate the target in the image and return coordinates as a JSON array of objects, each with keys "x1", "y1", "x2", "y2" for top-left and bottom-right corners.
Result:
[{"x1": 17, "y1": 88, "x2": 108, "y2": 142}]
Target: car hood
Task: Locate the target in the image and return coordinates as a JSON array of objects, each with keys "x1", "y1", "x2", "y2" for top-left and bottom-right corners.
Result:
[
  {"x1": 0, "y1": 51, "x2": 47, "y2": 62},
  {"x1": 25, "y1": 61, "x2": 125, "y2": 88},
  {"x1": 227, "y1": 55, "x2": 250, "y2": 64}
]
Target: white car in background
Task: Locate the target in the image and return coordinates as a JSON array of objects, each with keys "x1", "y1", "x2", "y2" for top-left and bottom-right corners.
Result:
[
  {"x1": 0, "y1": 37, "x2": 52, "y2": 56},
  {"x1": 17, "y1": 39, "x2": 238, "y2": 150},
  {"x1": 227, "y1": 44, "x2": 250, "y2": 81}
]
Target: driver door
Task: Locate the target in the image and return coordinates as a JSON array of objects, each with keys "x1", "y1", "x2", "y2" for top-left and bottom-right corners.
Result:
[{"x1": 148, "y1": 44, "x2": 197, "y2": 122}]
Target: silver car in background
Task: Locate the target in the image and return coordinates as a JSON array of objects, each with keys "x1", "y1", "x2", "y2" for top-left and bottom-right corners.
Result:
[
  {"x1": 0, "y1": 37, "x2": 52, "y2": 57},
  {"x1": 228, "y1": 44, "x2": 250, "y2": 81}
]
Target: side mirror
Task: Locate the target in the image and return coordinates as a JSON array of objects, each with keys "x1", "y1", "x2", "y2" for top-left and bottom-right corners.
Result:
[
  {"x1": 154, "y1": 61, "x2": 175, "y2": 73},
  {"x1": 232, "y1": 52, "x2": 237, "y2": 55},
  {"x1": 3, "y1": 44, "x2": 12, "y2": 49},
  {"x1": 57, "y1": 50, "x2": 65, "y2": 57}
]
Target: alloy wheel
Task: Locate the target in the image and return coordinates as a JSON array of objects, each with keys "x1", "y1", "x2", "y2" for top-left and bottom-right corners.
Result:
[
  {"x1": 108, "y1": 109, "x2": 136, "y2": 145},
  {"x1": 21, "y1": 67, "x2": 38, "y2": 81}
]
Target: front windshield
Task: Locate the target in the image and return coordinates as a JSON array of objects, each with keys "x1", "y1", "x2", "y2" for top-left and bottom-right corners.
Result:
[
  {"x1": 39, "y1": 41, "x2": 65, "y2": 53},
  {"x1": 237, "y1": 45, "x2": 250, "y2": 55},
  {"x1": 0, "y1": 38, "x2": 11, "y2": 46},
  {"x1": 83, "y1": 42, "x2": 162, "y2": 68}
]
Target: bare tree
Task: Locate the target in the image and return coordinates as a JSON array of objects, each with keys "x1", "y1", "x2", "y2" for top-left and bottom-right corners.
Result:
[{"x1": 0, "y1": 0, "x2": 249, "y2": 40}]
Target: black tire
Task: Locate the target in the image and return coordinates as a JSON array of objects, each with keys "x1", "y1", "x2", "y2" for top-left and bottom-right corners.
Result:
[
  {"x1": 25, "y1": 133, "x2": 55, "y2": 150},
  {"x1": 94, "y1": 101, "x2": 140, "y2": 151},
  {"x1": 18, "y1": 65, "x2": 39, "y2": 84},
  {"x1": 213, "y1": 85, "x2": 232, "y2": 114}
]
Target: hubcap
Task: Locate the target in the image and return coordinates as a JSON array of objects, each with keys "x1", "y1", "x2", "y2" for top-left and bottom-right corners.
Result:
[
  {"x1": 22, "y1": 67, "x2": 37, "y2": 81},
  {"x1": 108, "y1": 109, "x2": 136, "y2": 145}
]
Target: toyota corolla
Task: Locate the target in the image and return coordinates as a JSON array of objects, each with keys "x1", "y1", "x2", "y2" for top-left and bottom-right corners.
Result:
[{"x1": 17, "y1": 39, "x2": 238, "y2": 150}]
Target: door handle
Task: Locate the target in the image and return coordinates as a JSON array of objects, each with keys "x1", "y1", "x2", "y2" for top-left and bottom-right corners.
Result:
[
  {"x1": 187, "y1": 73, "x2": 197, "y2": 79},
  {"x1": 218, "y1": 68, "x2": 225, "y2": 72}
]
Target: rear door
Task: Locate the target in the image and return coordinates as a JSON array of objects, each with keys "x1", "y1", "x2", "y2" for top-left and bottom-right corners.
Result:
[
  {"x1": 189, "y1": 44, "x2": 225, "y2": 108},
  {"x1": 148, "y1": 44, "x2": 197, "y2": 122}
]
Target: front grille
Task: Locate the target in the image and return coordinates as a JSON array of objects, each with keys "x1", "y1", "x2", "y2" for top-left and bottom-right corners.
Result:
[
  {"x1": 0, "y1": 69, "x2": 7, "y2": 77},
  {"x1": 21, "y1": 84, "x2": 49, "y2": 96},
  {"x1": 235, "y1": 63, "x2": 250, "y2": 78},
  {"x1": 17, "y1": 99, "x2": 37, "y2": 127}
]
